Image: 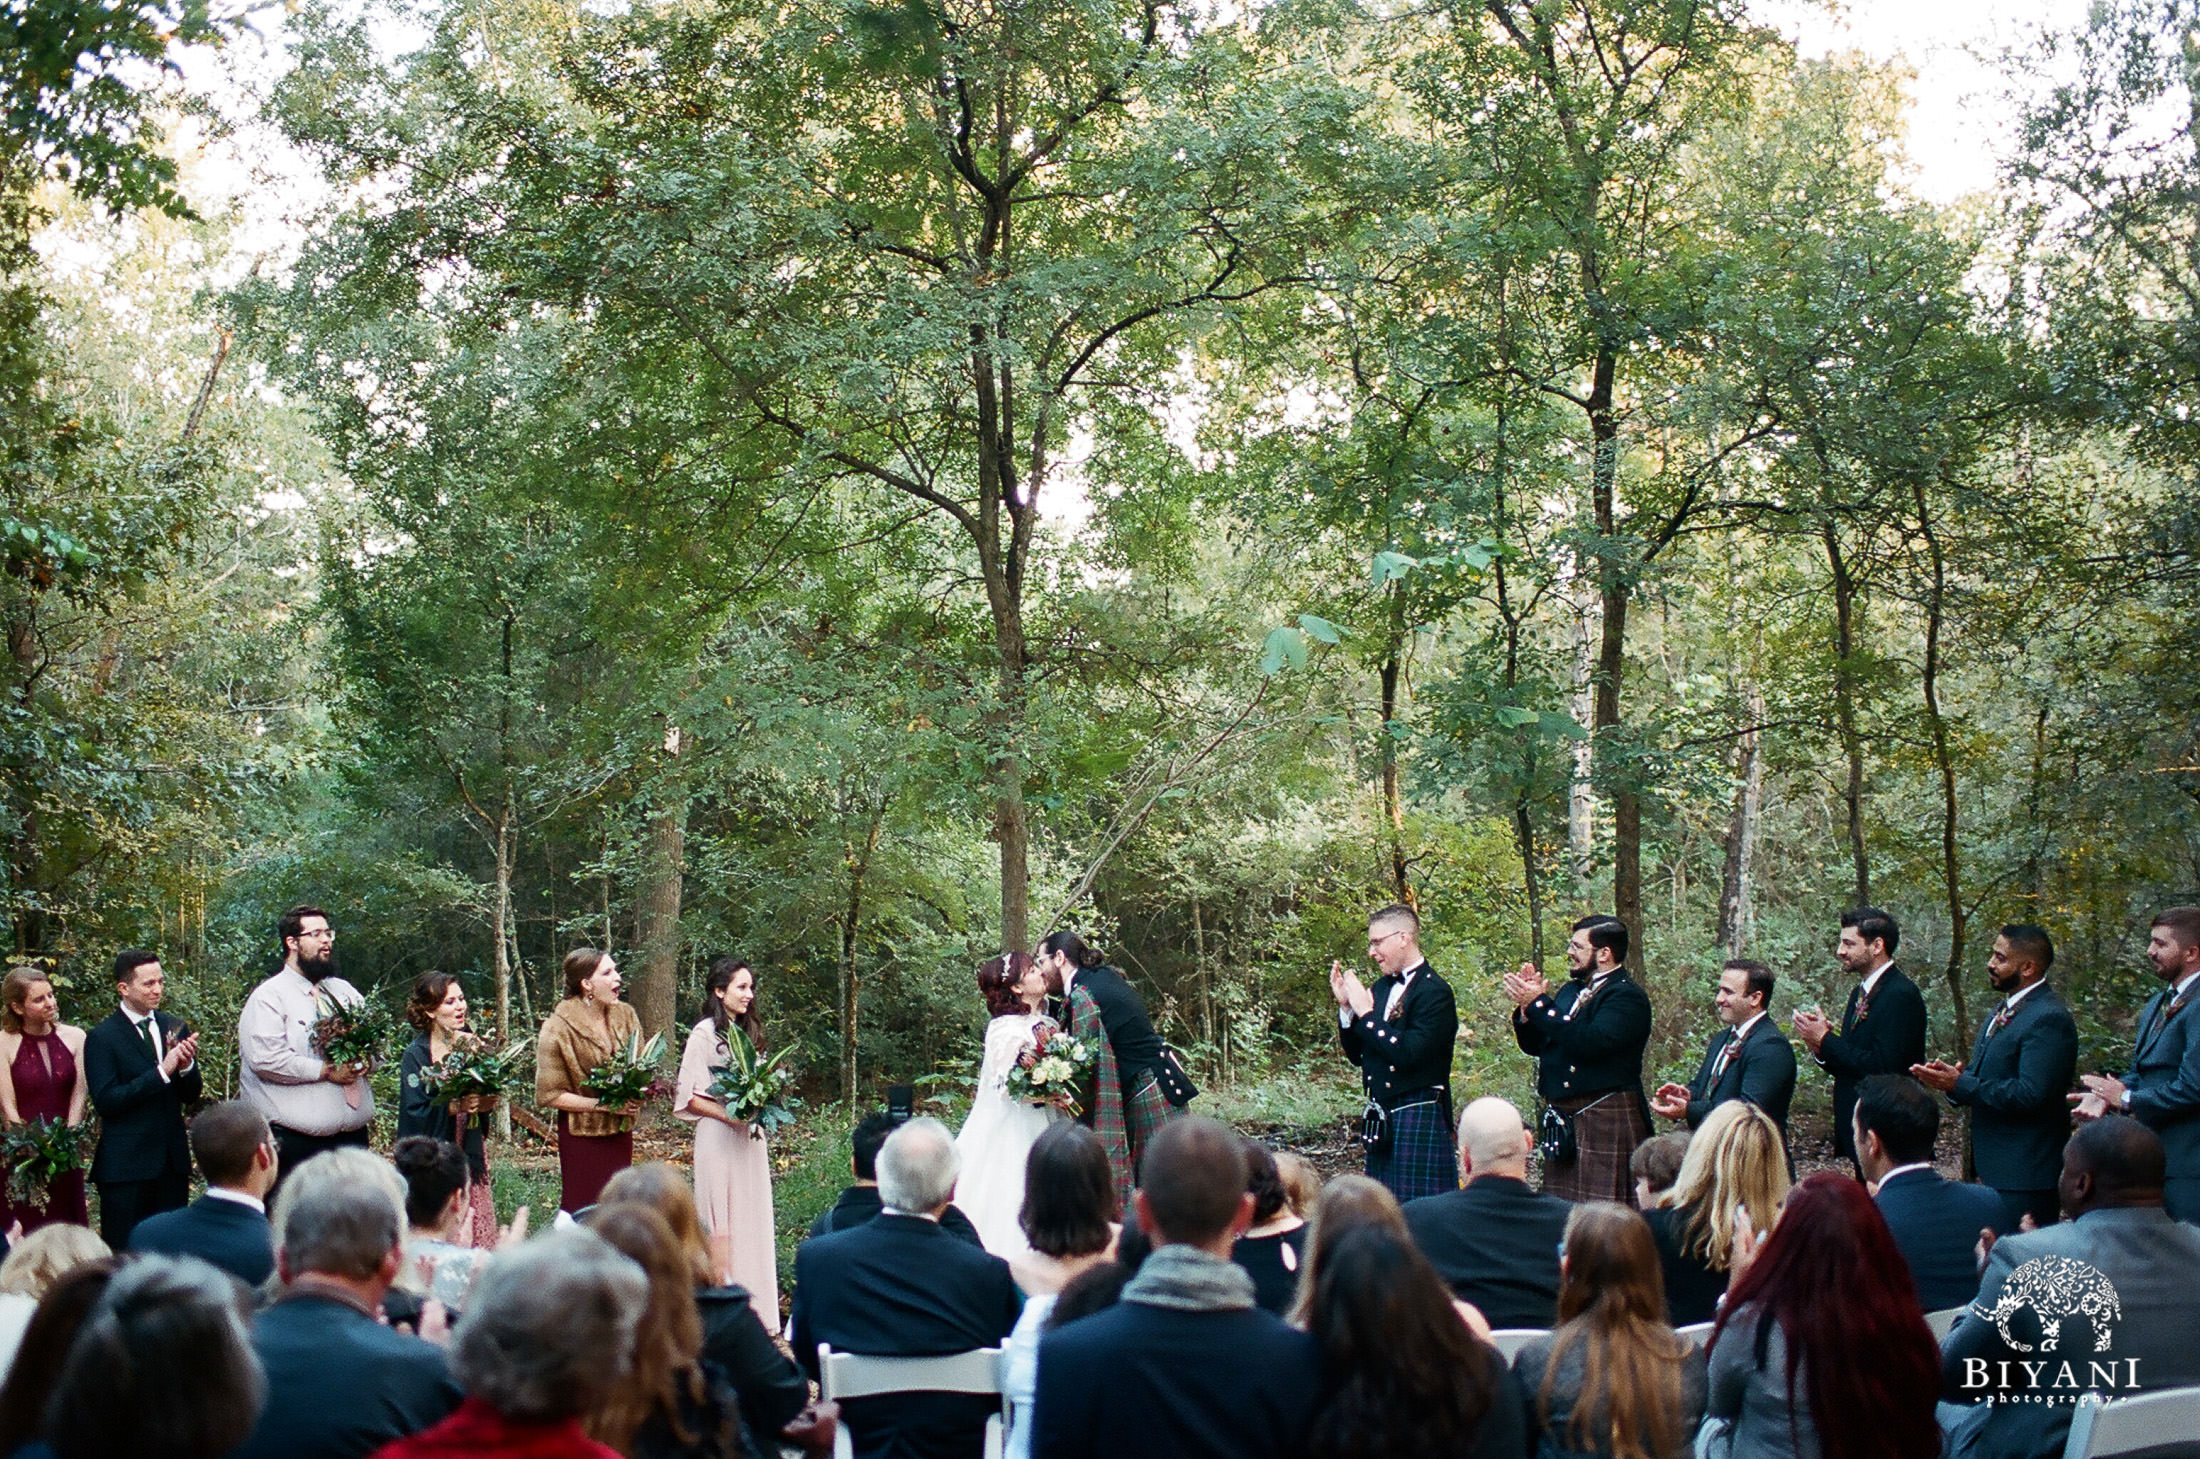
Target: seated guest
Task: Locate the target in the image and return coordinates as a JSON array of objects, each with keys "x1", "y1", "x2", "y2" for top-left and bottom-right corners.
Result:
[
  {"x1": 790, "y1": 1117, "x2": 1021, "y2": 1459},
  {"x1": 369, "y1": 1228, "x2": 646, "y2": 1459},
  {"x1": 1292, "y1": 1176, "x2": 1497, "y2": 1336},
  {"x1": 0, "y1": 1258, "x2": 115, "y2": 1452},
  {"x1": 1273, "y1": 1151, "x2": 1321, "y2": 1216},
  {"x1": 0, "y1": 1225, "x2": 107, "y2": 1375},
  {"x1": 1856, "y1": 1073, "x2": 2006, "y2": 1312},
  {"x1": 1515, "y1": 1202, "x2": 1705, "y2": 1459},
  {"x1": 1045, "y1": 1221, "x2": 1151, "y2": 1329},
  {"x1": 1305, "y1": 1222, "x2": 1524, "y2": 1459},
  {"x1": 232, "y1": 1148, "x2": 463, "y2": 1459},
  {"x1": 810, "y1": 1112, "x2": 983, "y2": 1247},
  {"x1": 1643, "y1": 1101, "x2": 1787, "y2": 1326},
  {"x1": 128, "y1": 1099, "x2": 279, "y2": 1288},
  {"x1": 392, "y1": 1136, "x2": 492, "y2": 1311},
  {"x1": 47, "y1": 1255, "x2": 265, "y2": 1459},
  {"x1": 1706, "y1": 1172, "x2": 1939, "y2": 1459},
  {"x1": 1034, "y1": 1117, "x2": 1322, "y2": 1459},
  {"x1": 1630, "y1": 1131, "x2": 1688, "y2": 1211},
  {"x1": 1229, "y1": 1141, "x2": 1306, "y2": 1315},
  {"x1": 584, "y1": 1203, "x2": 743, "y2": 1459},
  {"x1": 1402, "y1": 1097, "x2": 1572, "y2": 1329},
  {"x1": 601, "y1": 1163, "x2": 809, "y2": 1451},
  {"x1": 1941, "y1": 1116, "x2": 2200, "y2": 1459},
  {"x1": 1004, "y1": 1125, "x2": 1118, "y2": 1459}
]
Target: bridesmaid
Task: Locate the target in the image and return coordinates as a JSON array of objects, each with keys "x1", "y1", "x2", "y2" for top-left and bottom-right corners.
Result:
[
  {"x1": 0, "y1": 967, "x2": 89, "y2": 1231},
  {"x1": 534, "y1": 948, "x2": 643, "y2": 1214},
  {"x1": 675, "y1": 956, "x2": 779, "y2": 1328},
  {"x1": 397, "y1": 972, "x2": 497, "y2": 1247}
]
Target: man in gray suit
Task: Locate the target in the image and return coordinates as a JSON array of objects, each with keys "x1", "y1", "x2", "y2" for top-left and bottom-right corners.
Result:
[
  {"x1": 1941, "y1": 1117, "x2": 2200, "y2": 1459},
  {"x1": 2072, "y1": 906, "x2": 2200, "y2": 1219}
]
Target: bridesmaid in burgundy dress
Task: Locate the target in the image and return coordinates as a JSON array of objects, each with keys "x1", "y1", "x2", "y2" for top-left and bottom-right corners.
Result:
[{"x1": 0, "y1": 967, "x2": 90, "y2": 1230}]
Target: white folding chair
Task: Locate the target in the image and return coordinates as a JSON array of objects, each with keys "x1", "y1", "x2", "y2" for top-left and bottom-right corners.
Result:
[
  {"x1": 817, "y1": 1344, "x2": 1008, "y2": 1459},
  {"x1": 1484, "y1": 1328, "x2": 1550, "y2": 1361},
  {"x1": 1925, "y1": 1306, "x2": 1965, "y2": 1341},
  {"x1": 2060, "y1": 1387, "x2": 2200, "y2": 1458},
  {"x1": 1676, "y1": 1321, "x2": 1715, "y2": 1351}
]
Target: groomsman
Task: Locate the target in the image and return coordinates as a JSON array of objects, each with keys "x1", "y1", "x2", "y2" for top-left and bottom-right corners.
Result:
[
  {"x1": 1331, "y1": 903, "x2": 1459, "y2": 1203},
  {"x1": 1912, "y1": 924, "x2": 2078, "y2": 1229},
  {"x1": 1505, "y1": 915, "x2": 1652, "y2": 1203},
  {"x1": 2072, "y1": 906, "x2": 2200, "y2": 1220},
  {"x1": 1650, "y1": 958, "x2": 1797, "y2": 1144},
  {"x1": 85, "y1": 950, "x2": 203, "y2": 1248},
  {"x1": 1792, "y1": 907, "x2": 1927, "y2": 1171}
]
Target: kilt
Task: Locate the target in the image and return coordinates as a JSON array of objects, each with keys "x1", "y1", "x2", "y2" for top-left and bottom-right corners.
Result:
[
  {"x1": 1539, "y1": 1089, "x2": 1650, "y2": 1204},
  {"x1": 1125, "y1": 1071, "x2": 1179, "y2": 1187},
  {"x1": 1366, "y1": 1099, "x2": 1458, "y2": 1204}
]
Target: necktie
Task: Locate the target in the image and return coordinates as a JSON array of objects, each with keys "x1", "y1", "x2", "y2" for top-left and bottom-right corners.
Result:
[
  {"x1": 138, "y1": 1016, "x2": 162, "y2": 1066},
  {"x1": 1985, "y1": 1000, "x2": 2014, "y2": 1040},
  {"x1": 1709, "y1": 1029, "x2": 1739, "y2": 1081}
]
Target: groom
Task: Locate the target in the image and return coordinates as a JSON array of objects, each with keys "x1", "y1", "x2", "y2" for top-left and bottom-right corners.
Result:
[{"x1": 1040, "y1": 934, "x2": 1181, "y2": 1209}]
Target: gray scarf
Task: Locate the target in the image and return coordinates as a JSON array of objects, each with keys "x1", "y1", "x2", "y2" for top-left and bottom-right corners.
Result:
[{"x1": 1121, "y1": 1244, "x2": 1257, "y2": 1313}]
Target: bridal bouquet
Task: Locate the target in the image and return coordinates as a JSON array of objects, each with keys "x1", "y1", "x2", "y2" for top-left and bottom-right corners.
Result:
[
  {"x1": 3, "y1": 1118, "x2": 93, "y2": 1209},
  {"x1": 311, "y1": 992, "x2": 400, "y2": 1073},
  {"x1": 581, "y1": 1030, "x2": 670, "y2": 1125},
  {"x1": 1003, "y1": 1024, "x2": 1095, "y2": 1117},
  {"x1": 705, "y1": 1030, "x2": 803, "y2": 1139},
  {"x1": 410, "y1": 1036, "x2": 532, "y2": 1109}
]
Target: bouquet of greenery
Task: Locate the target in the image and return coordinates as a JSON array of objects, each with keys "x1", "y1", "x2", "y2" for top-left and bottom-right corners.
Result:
[
  {"x1": 1001, "y1": 1022, "x2": 1094, "y2": 1117},
  {"x1": 3, "y1": 1118, "x2": 94, "y2": 1209},
  {"x1": 705, "y1": 1030, "x2": 802, "y2": 1139},
  {"x1": 410, "y1": 1035, "x2": 532, "y2": 1109},
  {"x1": 581, "y1": 1030, "x2": 670, "y2": 1125},
  {"x1": 310, "y1": 991, "x2": 401, "y2": 1073}
]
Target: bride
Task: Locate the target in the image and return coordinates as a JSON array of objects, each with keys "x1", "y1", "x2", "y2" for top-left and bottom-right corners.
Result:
[{"x1": 953, "y1": 951, "x2": 1063, "y2": 1257}]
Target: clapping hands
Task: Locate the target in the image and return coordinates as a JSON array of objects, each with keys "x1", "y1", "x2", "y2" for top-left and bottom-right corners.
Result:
[
  {"x1": 2070, "y1": 1073, "x2": 2124, "y2": 1122},
  {"x1": 1649, "y1": 1082, "x2": 1691, "y2": 1120},
  {"x1": 1328, "y1": 960, "x2": 1374, "y2": 1018},
  {"x1": 1502, "y1": 962, "x2": 1550, "y2": 1009}
]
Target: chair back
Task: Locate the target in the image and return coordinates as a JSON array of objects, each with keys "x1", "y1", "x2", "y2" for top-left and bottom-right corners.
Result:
[
  {"x1": 1924, "y1": 1306, "x2": 1965, "y2": 1341},
  {"x1": 816, "y1": 1345, "x2": 1008, "y2": 1459},
  {"x1": 2060, "y1": 1387, "x2": 2200, "y2": 1459},
  {"x1": 1675, "y1": 1321, "x2": 1714, "y2": 1351},
  {"x1": 1485, "y1": 1328, "x2": 1549, "y2": 1360}
]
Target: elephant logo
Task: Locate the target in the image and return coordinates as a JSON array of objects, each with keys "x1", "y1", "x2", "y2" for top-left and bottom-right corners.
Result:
[{"x1": 1972, "y1": 1256, "x2": 2121, "y2": 1355}]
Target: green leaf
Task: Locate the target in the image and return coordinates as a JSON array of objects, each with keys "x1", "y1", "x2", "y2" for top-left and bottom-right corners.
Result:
[
  {"x1": 1260, "y1": 625, "x2": 1308, "y2": 675},
  {"x1": 1371, "y1": 550, "x2": 1419, "y2": 587},
  {"x1": 1298, "y1": 612, "x2": 1345, "y2": 645},
  {"x1": 1494, "y1": 706, "x2": 1539, "y2": 727}
]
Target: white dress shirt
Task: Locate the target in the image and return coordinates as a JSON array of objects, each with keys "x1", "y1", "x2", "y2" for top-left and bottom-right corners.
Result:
[
  {"x1": 237, "y1": 968, "x2": 374, "y2": 1135},
  {"x1": 202, "y1": 1186, "x2": 266, "y2": 1215},
  {"x1": 122, "y1": 1004, "x2": 190, "y2": 1083}
]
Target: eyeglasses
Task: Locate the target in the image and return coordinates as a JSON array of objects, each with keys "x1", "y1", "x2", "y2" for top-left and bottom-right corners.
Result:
[
  {"x1": 297, "y1": 928, "x2": 335, "y2": 942},
  {"x1": 1367, "y1": 930, "x2": 1408, "y2": 950}
]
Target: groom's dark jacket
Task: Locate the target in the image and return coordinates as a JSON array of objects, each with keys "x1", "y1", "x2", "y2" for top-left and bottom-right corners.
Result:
[{"x1": 1073, "y1": 965, "x2": 1164, "y2": 1098}]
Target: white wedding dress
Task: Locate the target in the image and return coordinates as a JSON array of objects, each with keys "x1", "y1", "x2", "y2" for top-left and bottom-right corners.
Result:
[{"x1": 953, "y1": 1012, "x2": 1064, "y2": 1258}]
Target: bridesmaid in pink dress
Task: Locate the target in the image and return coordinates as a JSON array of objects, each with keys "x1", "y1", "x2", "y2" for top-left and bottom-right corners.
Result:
[
  {"x1": 675, "y1": 955, "x2": 779, "y2": 1328},
  {"x1": 0, "y1": 967, "x2": 90, "y2": 1231}
]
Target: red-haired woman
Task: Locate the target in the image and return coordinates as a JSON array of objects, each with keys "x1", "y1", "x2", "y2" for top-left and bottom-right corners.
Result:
[
  {"x1": 397, "y1": 972, "x2": 497, "y2": 1247},
  {"x1": 1703, "y1": 1170, "x2": 1940, "y2": 1459},
  {"x1": 951, "y1": 952, "x2": 1060, "y2": 1258},
  {"x1": 535, "y1": 948, "x2": 643, "y2": 1214}
]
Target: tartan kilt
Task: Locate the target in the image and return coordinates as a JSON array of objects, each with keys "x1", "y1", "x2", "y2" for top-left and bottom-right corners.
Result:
[
  {"x1": 1539, "y1": 1089, "x2": 1650, "y2": 1203},
  {"x1": 1366, "y1": 1100, "x2": 1458, "y2": 1204},
  {"x1": 1124, "y1": 1071, "x2": 1178, "y2": 1186}
]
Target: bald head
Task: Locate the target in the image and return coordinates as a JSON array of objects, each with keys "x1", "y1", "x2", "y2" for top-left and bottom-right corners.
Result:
[{"x1": 1457, "y1": 1097, "x2": 1530, "y2": 1181}]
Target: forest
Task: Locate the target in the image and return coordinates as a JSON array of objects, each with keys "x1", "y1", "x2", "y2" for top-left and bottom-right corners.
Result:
[{"x1": 3, "y1": 0, "x2": 2198, "y2": 1140}]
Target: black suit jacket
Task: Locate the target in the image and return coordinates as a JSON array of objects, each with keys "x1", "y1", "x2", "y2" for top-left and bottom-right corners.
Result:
[
  {"x1": 84, "y1": 1008, "x2": 202, "y2": 1183},
  {"x1": 1814, "y1": 965, "x2": 1928, "y2": 1162},
  {"x1": 1401, "y1": 1175, "x2": 1571, "y2": 1329},
  {"x1": 1643, "y1": 1204, "x2": 1728, "y2": 1326},
  {"x1": 231, "y1": 1292, "x2": 462, "y2": 1459},
  {"x1": 127, "y1": 1193, "x2": 275, "y2": 1288},
  {"x1": 1338, "y1": 961, "x2": 1457, "y2": 1107},
  {"x1": 807, "y1": 1185, "x2": 985, "y2": 1247},
  {"x1": 1872, "y1": 1166, "x2": 2006, "y2": 1313},
  {"x1": 1948, "y1": 982, "x2": 2078, "y2": 1193},
  {"x1": 1513, "y1": 970, "x2": 1652, "y2": 1102},
  {"x1": 790, "y1": 1213, "x2": 1021, "y2": 1459},
  {"x1": 1683, "y1": 1016, "x2": 1798, "y2": 1137},
  {"x1": 1073, "y1": 965, "x2": 1164, "y2": 1096},
  {"x1": 1033, "y1": 1292, "x2": 1322, "y2": 1459}
]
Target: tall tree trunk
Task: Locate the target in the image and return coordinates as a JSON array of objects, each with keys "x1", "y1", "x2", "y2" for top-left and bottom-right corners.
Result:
[
  {"x1": 1490, "y1": 386, "x2": 1544, "y2": 966},
  {"x1": 1716, "y1": 683, "x2": 1765, "y2": 954},
  {"x1": 1822, "y1": 520, "x2": 1871, "y2": 906},
  {"x1": 1915, "y1": 484, "x2": 1969, "y2": 1039},
  {"x1": 838, "y1": 810, "x2": 884, "y2": 1107},
  {"x1": 633, "y1": 723, "x2": 688, "y2": 1041},
  {"x1": 1567, "y1": 591, "x2": 1597, "y2": 889},
  {"x1": 1378, "y1": 583, "x2": 1412, "y2": 905},
  {"x1": 492, "y1": 801, "x2": 514, "y2": 1140},
  {"x1": 1584, "y1": 347, "x2": 1644, "y2": 946},
  {"x1": 6, "y1": 611, "x2": 41, "y2": 955}
]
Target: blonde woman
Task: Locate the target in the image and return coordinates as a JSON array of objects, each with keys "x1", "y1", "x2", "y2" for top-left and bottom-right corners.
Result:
[
  {"x1": 1643, "y1": 1100, "x2": 1789, "y2": 1324},
  {"x1": 0, "y1": 968, "x2": 89, "y2": 1232},
  {"x1": 0, "y1": 1223, "x2": 109, "y2": 1375}
]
